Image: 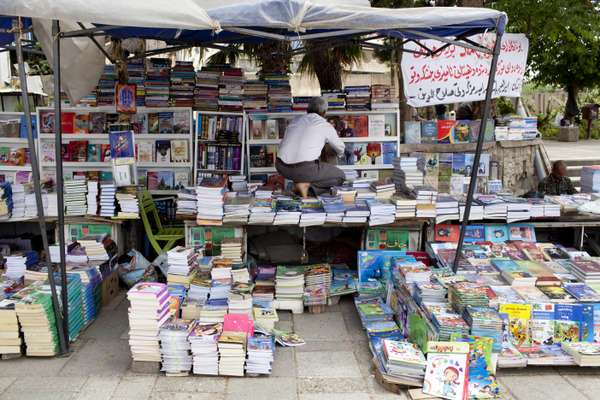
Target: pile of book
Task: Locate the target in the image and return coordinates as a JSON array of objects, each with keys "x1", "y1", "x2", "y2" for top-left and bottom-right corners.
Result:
[
  {"x1": 303, "y1": 264, "x2": 331, "y2": 306},
  {"x1": 435, "y1": 195, "x2": 459, "y2": 223},
  {"x1": 223, "y1": 195, "x2": 251, "y2": 224},
  {"x1": 218, "y1": 67, "x2": 244, "y2": 112},
  {"x1": 69, "y1": 266, "x2": 101, "y2": 327},
  {"x1": 115, "y1": 190, "x2": 139, "y2": 219},
  {"x1": 159, "y1": 318, "x2": 193, "y2": 375},
  {"x1": 0, "y1": 299, "x2": 21, "y2": 355},
  {"x1": 344, "y1": 86, "x2": 371, "y2": 111},
  {"x1": 10, "y1": 184, "x2": 25, "y2": 219},
  {"x1": 64, "y1": 179, "x2": 87, "y2": 216},
  {"x1": 292, "y1": 96, "x2": 313, "y2": 112},
  {"x1": 414, "y1": 186, "x2": 437, "y2": 218},
  {"x1": 170, "y1": 61, "x2": 196, "y2": 107},
  {"x1": 370, "y1": 84, "x2": 396, "y2": 110},
  {"x1": 196, "y1": 177, "x2": 226, "y2": 225},
  {"x1": 218, "y1": 331, "x2": 246, "y2": 376},
  {"x1": 381, "y1": 339, "x2": 426, "y2": 383},
  {"x1": 394, "y1": 157, "x2": 423, "y2": 188},
  {"x1": 145, "y1": 58, "x2": 171, "y2": 107},
  {"x1": 391, "y1": 194, "x2": 417, "y2": 218},
  {"x1": 4, "y1": 254, "x2": 27, "y2": 280},
  {"x1": 87, "y1": 181, "x2": 98, "y2": 215},
  {"x1": 246, "y1": 336, "x2": 274, "y2": 375},
  {"x1": 167, "y1": 247, "x2": 199, "y2": 288},
  {"x1": 300, "y1": 198, "x2": 326, "y2": 227},
  {"x1": 176, "y1": 187, "x2": 197, "y2": 218},
  {"x1": 127, "y1": 59, "x2": 146, "y2": 106},
  {"x1": 273, "y1": 197, "x2": 302, "y2": 225},
  {"x1": 322, "y1": 90, "x2": 345, "y2": 110},
  {"x1": 15, "y1": 286, "x2": 59, "y2": 356},
  {"x1": 275, "y1": 265, "x2": 305, "y2": 304},
  {"x1": 97, "y1": 65, "x2": 117, "y2": 106},
  {"x1": 253, "y1": 265, "x2": 276, "y2": 304},
  {"x1": 243, "y1": 80, "x2": 268, "y2": 111},
  {"x1": 194, "y1": 69, "x2": 220, "y2": 111},
  {"x1": 61, "y1": 273, "x2": 85, "y2": 341},
  {"x1": 343, "y1": 199, "x2": 370, "y2": 224},
  {"x1": 127, "y1": 282, "x2": 171, "y2": 362},
  {"x1": 189, "y1": 321, "x2": 222, "y2": 375},
  {"x1": 263, "y1": 73, "x2": 292, "y2": 112},
  {"x1": 366, "y1": 198, "x2": 396, "y2": 226},
  {"x1": 220, "y1": 238, "x2": 244, "y2": 264},
  {"x1": 99, "y1": 183, "x2": 116, "y2": 217},
  {"x1": 581, "y1": 165, "x2": 600, "y2": 193}
]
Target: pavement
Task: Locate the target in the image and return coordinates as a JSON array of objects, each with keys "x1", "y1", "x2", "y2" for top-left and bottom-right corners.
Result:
[
  {"x1": 543, "y1": 139, "x2": 600, "y2": 161},
  {"x1": 1, "y1": 294, "x2": 599, "y2": 400}
]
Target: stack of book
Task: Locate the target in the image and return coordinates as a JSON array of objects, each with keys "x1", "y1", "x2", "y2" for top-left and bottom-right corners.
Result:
[
  {"x1": 231, "y1": 264, "x2": 251, "y2": 284},
  {"x1": 200, "y1": 300, "x2": 228, "y2": 324},
  {"x1": 78, "y1": 239, "x2": 109, "y2": 263},
  {"x1": 292, "y1": 96, "x2": 313, "y2": 112},
  {"x1": 170, "y1": 61, "x2": 196, "y2": 107},
  {"x1": 322, "y1": 90, "x2": 346, "y2": 110},
  {"x1": 97, "y1": 65, "x2": 117, "y2": 106},
  {"x1": 176, "y1": 187, "x2": 197, "y2": 218},
  {"x1": 303, "y1": 264, "x2": 331, "y2": 306},
  {"x1": 4, "y1": 254, "x2": 27, "y2": 280},
  {"x1": 187, "y1": 274, "x2": 211, "y2": 305},
  {"x1": 228, "y1": 283, "x2": 253, "y2": 318},
  {"x1": 223, "y1": 195, "x2": 251, "y2": 224},
  {"x1": 381, "y1": 339, "x2": 426, "y2": 381},
  {"x1": 218, "y1": 68, "x2": 244, "y2": 112},
  {"x1": 86, "y1": 180, "x2": 98, "y2": 215},
  {"x1": 220, "y1": 238, "x2": 244, "y2": 263},
  {"x1": 99, "y1": 183, "x2": 116, "y2": 217},
  {"x1": 263, "y1": 73, "x2": 292, "y2": 112},
  {"x1": 344, "y1": 86, "x2": 371, "y2": 111},
  {"x1": 370, "y1": 84, "x2": 396, "y2": 110},
  {"x1": 194, "y1": 69, "x2": 220, "y2": 111},
  {"x1": 159, "y1": 318, "x2": 193, "y2": 375},
  {"x1": 189, "y1": 322, "x2": 222, "y2": 375},
  {"x1": 459, "y1": 199, "x2": 485, "y2": 221},
  {"x1": 15, "y1": 287, "x2": 59, "y2": 356},
  {"x1": 218, "y1": 331, "x2": 247, "y2": 376},
  {"x1": 115, "y1": 190, "x2": 139, "y2": 219},
  {"x1": 275, "y1": 265, "x2": 305, "y2": 303},
  {"x1": 127, "y1": 282, "x2": 171, "y2": 362},
  {"x1": 253, "y1": 307, "x2": 278, "y2": 330},
  {"x1": 64, "y1": 179, "x2": 87, "y2": 216},
  {"x1": 505, "y1": 197, "x2": 532, "y2": 223},
  {"x1": 366, "y1": 198, "x2": 396, "y2": 226},
  {"x1": 61, "y1": 273, "x2": 85, "y2": 341},
  {"x1": 10, "y1": 184, "x2": 25, "y2": 219},
  {"x1": 253, "y1": 265, "x2": 276, "y2": 305},
  {"x1": 0, "y1": 299, "x2": 21, "y2": 355},
  {"x1": 145, "y1": 58, "x2": 171, "y2": 107},
  {"x1": 370, "y1": 180, "x2": 395, "y2": 197},
  {"x1": 463, "y1": 306, "x2": 503, "y2": 351},
  {"x1": 246, "y1": 336, "x2": 274, "y2": 375},
  {"x1": 570, "y1": 259, "x2": 600, "y2": 285},
  {"x1": 196, "y1": 177, "x2": 227, "y2": 224},
  {"x1": 477, "y1": 195, "x2": 508, "y2": 220},
  {"x1": 46, "y1": 193, "x2": 59, "y2": 217},
  {"x1": 273, "y1": 197, "x2": 302, "y2": 225},
  {"x1": 395, "y1": 157, "x2": 423, "y2": 188},
  {"x1": 167, "y1": 247, "x2": 198, "y2": 288},
  {"x1": 24, "y1": 192, "x2": 37, "y2": 218},
  {"x1": 343, "y1": 199, "x2": 370, "y2": 224},
  {"x1": 580, "y1": 166, "x2": 600, "y2": 193},
  {"x1": 321, "y1": 194, "x2": 346, "y2": 223},
  {"x1": 435, "y1": 195, "x2": 459, "y2": 223},
  {"x1": 249, "y1": 193, "x2": 275, "y2": 224},
  {"x1": 391, "y1": 194, "x2": 417, "y2": 218},
  {"x1": 69, "y1": 266, "x2": 101, "y2": 327},
  {"x1": 414, "y1": 186, "x2": 437, "y2": 218},
  {"x1": 300, "y1": 198, "x2": 326, "y2": 227},
  {"x1": 243, "y1": 80, "x2": 268, "y2": 111},
  {"x1": 127, "y1": 59, "x2": 146, "y2": 106}
]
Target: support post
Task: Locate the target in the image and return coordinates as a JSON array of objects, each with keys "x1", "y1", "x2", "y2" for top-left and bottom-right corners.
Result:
[
  {"x1": 453, "y1": 25, "x2": 504, "y2": 273},
  {"x1": 52, "y1": 20, "x2": 69, "y2": 351},
  {"x1": 14, "y1": 17, "x2": 68, "y2": 355}
]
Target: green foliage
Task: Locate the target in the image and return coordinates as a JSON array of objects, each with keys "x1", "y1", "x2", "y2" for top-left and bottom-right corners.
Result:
[{"x1": 496, "y1": 97, "x2": 515, "y2": 116}]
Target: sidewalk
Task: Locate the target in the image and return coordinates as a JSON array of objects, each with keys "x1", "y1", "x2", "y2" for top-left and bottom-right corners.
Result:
[
  {"x1": 543, "y1": 139, "x2": 600, "y2": 161},
  {"x1": 0, "y1": 294, "x2": 598, "y2": 400}
]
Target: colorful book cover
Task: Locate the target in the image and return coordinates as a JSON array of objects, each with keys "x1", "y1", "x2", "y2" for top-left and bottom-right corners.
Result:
[
  {"x1": 498, "y1": 303, "x2": 532, "y2": 348},
  {"x1": 74, "y1": 114, "x2": 89, "y2": 134},
  {"x1": 438, "y1": 153, "x2": 452, "y2": 193},
  {"x1": 423, "y1": 341, "x2": 470, "y2": 400},
  {"x1": 147, "y1": 171, "x2": 174, "y2": 190},
  {"x1": 174, "y1": 171, "x2": 190, "y2": 189},
  {"x1": 137, "y1": 142, "x2": 154, "y2": 162},
  {"x1": 581, "y1": 304, "x2": 594, "y2": 342},
  {"x1": 530, "y1": 303, "x2": 555, "y2": 346},
  {"x1": 423, "y1": 153, "x2": 439, "y2": 188},
  {"x1": 116, "y1": 83, "x2": 136, "y2": 113},
  {"x1": 464, "y1": 225, "x2": 485, "y2": 243},
  {"x1": 148, "y1": 113, "x2": 160, "y2": 134},
  {"x1": 435, "y1": 224, "x2": 460, "y2": 242},
  {"x1": 381, "y1": 142, "x2": 396, "y2": 165},
  {"x1": 437, "y1": 120, "x2": 456, "y2": 144},
  {"x1": 170, "y1": 140, "x2": 189, "y2": 162},
  {"x1": 564, "y1": 283, "x2": 600, "y2": 302},
  {"x1": 173, "y1": 111, "x2": 191, "y2": 134},
  {"x1": 450, "y1": 121, "x2": 471, "y2": 144},
  {"x1": 357, "y1": 250, "x2": 407, "y2": 283},
  {"x1": 468, "y1": 120, "x2": 481, "y2": 143},
  {"x1": 508, "y1": 224, "x2": 537, "y2": 242},
  {"x1": 451, "y1": 153, "x2": 466, "y2": 175},
  {"x1": 100, "y1": 144, "x2": 111, "y2": 161},
  {"x1": 88, "y1": 112, "x2": 106, "y2": 133},
  {"x1": 449, "y1": 334, "x2": 500, "y2": 399},
  {"x1": 61, "y1": 112, "x2": 75, "y2": 134},
  {"x1": 109, "y1": 131, "x2": 135, "y2": 159},
  {"x1": 131, "y1": 113, "x2": 147, "y2": 134},
  {"x1": 421, "y1": 121, "x2": 437, "y2": 144},
  {"x1": 155, "y1": 140, "x2": 171, "y2": 163},
  {"x1": 158, "y1": 112, "x2": 174, "y2": 133},
  {"x1": 87, "y1": 144, "x2": 101, "y2": 162},
  {"x1": 554, "y1": 304, "x2": 582, "y2": 343},
  {"x1": 484, "y1": 225, "x2": 509, "y2": 243},
  {"x1": 39, "y1": 110, "x2": 55, "y2": 133}
]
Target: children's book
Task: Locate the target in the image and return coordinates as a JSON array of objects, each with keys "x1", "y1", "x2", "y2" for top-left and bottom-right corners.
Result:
[
  {"x1": 464, "y1": 225, "x2": 485, "y2": 243},
  {"x1": 423, "y1": 341, "x2": 469, "y2": 400},
  {"x1": 553, "y1": 304, "x2": 582, "y2": 343},
  {"x1": 498, "y1": 303, "x2": 532, "y2": 348},
  {"x1": 530, "y1": 303, "x2": 555, "y2": 346},
  {"x1": 434, "y1": 224, "x2": 459, "y2": 242},
  {"x1": 449, "y1": 334, "x2": 500, "y2": 399},
  {"x1": 484, "y1": 225, "x2": 509, "y2": 243},
  {"x1": 508, "y1": 224, "x2": 537, "y2": 242}
]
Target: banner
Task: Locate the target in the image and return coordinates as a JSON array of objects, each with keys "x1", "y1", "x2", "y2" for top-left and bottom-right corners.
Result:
[{"x1": 401, "y1": 33, "x2": 529, "y2": 107}]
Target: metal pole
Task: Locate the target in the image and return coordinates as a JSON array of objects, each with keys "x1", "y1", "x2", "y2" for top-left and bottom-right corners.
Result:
[
  {"x1": 52, "y1": 20, "x2": 69, "y2": 351},
  {"x1": 14, "y1": 17, "x2": 68, "y2": 355},
  {"x1": 453, "y1": 25, "x2": 504, "y2": 273}
]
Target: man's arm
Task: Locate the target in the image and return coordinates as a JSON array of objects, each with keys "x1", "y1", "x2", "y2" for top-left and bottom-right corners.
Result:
[
  {"x1": 566, "y1": 177, "x2": 578, "y2": 194},
  {"x1": 324, "y1": 125, "x2": 345, "y2": 157}
]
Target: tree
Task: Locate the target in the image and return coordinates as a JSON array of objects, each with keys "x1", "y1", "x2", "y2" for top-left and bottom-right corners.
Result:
[{"x1": 490, "y1": 0, "x2": 600, "y2": 122}]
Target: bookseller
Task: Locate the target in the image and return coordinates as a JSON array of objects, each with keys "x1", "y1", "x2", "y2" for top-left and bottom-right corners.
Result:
[
  {"x1": 538, "y1": 160, "x2": 578, "y2": 195},
  {"x1": 276, "y1": 97, "x2": 345, "y2": 197}
]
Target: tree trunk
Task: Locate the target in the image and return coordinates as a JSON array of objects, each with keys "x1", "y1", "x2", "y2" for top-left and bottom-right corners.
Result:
[
  {"x1": 312, "y1": 51, "x2": 343, "y2": 91},
  {"x1": 565, "y1": 83, "x2": 579, "y2": 123}
]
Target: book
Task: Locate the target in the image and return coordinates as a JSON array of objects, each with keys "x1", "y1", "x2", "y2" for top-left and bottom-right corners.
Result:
[
  {"x1": 155, "y1": 140, "x2": 171, "y2": 163},
  {"x1": 170, "y1": 140, "x2": 189, "y2": 162},
  {"x1": 39, "y1": 110, "x2": 55, "y2": 133},
  {"x1": 464, "y1": 225, "x2": 485, "y2": 243},
  {"x1": 61, "y1": 112, "x2": 75, "y2": 134},
  {"x1": 421, "y1": 121, "x2": 437, "y2": 144},
  {"x1": 498, "y1": 303, "x2": 532, "y2": 348},
  {"x1": 508, "y1": 224, "x2": 536, "y2": 242},
  {"x1": 173, "y1": 111, "x2": 191, "y2": 134},
  {"x1": 554, "y1": 304, "x2": 582, "y2": 343},
  {"x1": 116, "y1": 83, "x2": 136, "y2": 113},
  {"x1": 87, "y1": 144, "x2": 101, "y2": 162},
  {"x1": 450, "y1": 121, "x2": 471, "y2": 144},
  {"x1": 147, "y1": 171, "x2": 175, "y2": 190},
  {"x1": 137, "y1": 142, "x2": 154, "y2": 162},
  {"x1": 109, "y1": 131, "x2": 135, "y2": 159},
  {"x1": 561, "y1": 342, "x2": 600, "y2": 367},
  {"x1": 404, "y1": 121, "x2": 421, "y2": 144},
  {"x1": 368, "y1": 114, "x2": 386, "y2": 137},
  {"x1": 74, "y1": 114, "x2": 89, "y2": 134},
  {"x1": 437, "y1": 120, "x2": 456, "y2": 144},
  {"x1": 563, "y1": 283, "x2": 600, "y2": 302},
  {"x1": 148, "y1": 113, "x2": 160, "y2": 134},
  {"x1": 158, "y1": 112, "x2": 174, "y2": 133},
  {"x1": 484, "y1": 225, "x2": 509, "y2": 243},
  {"x1": 423, "y1": 341, "x2": 469, "y2": 400},
  {"x1": 434, "y1": 224, "x2": 459, "y2": 242},
  {"x1": 530, "y1": 303, "x2": 555, "y2": 346},
  {"x1": 88, "y1": 112, "x2": 106, "y2": 133}
]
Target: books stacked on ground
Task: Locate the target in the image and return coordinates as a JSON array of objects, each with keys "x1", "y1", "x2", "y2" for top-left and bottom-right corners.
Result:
[
  {"x1": 562, "y1": 342, "x2": 600, "y2": 367},
  {"x1": 188, "y1": 274, "x2": 211, "y2": 305},
  {"x1": 196, "y1": 177, "x2": 226, "y2": 225},
  {"x1": 86, "y1": 181, "x2": 98, "y2": 215},
  {"x1": 300, "y1": 198, "x2": 326, "y2": 227},
  {"x1": 64, "y1": 179, "x2": 87, "y2": 216},
  {"x1": 275, "y1": 265, "x2": 305, "y2": 302},
  {"x1": 344, "y1": 86, "x2": 371, "y2": 111},
  {"x1": 253, "y1": 307, "x2": 278, "y2": 330},
  {"x1": 218, "y1": 331, "x2": 247, "y2": 376},
  {"x1": 246, "y1": 336, "x2": 274, "y2": 375},
  {"x1": 303, "y1": 264, "x2": 331, "y2": 306},
  {"x1": 430, "y1": 310, "x2": 470, "y2": 341},
  {"x1": 170, "y1": 61, "x2": 195, "y2": 107},
  {"x1": 228, "y1": 282, "x2": 253, "y2": 318},
  {"x1": 218, "y1": 67, "x2": 244, "y2": 112},
  {"x1": 381, "y1": 339, "x2": 426, "y2": 382},
  {"x1": 127, "y1": 282, "x2": 170, "y2": 362},
  {"x1": 224, "y1": 195, "x2": 251, "y2": 224},
  {"x1": 330, "y1": 264, "x2": 357, "y2": 297},
  {"x1": 10, "y1": 184, "x2": 25, "y2": 219},
  {"x1": 435, "y1": 195, "x2": 459, "y2": 223},
  {"x1": 15, "y1": 286, "x2": 59, "y2": 356},
  {"x1": 322, "y1": 90, "x2": 345, "y2": 110},
  {"x1": 145, "y1": 58, "x2": 171, "y2": 107},
  {"x1": 263, "y1": 73, "x2": 292, "y2": 112},
  {"x1": 127, "y1": 59, "x2": 146, "y2": 106},
  {"x1": 220, "y1": 238, "x2": 244, "y2": 263},
  {"x1": 159, "y1": 317, "x2": 193, "y2": 375},
  {"x1": 391, "y1": 194, "x2": 417, "y2": 218},
  {"x1": 253, "y1": 265, "x2": 276, "y2": 305},
  {"x1": 200, "y1": 299, "x2": 228, "y2": 324},
  {"x1": 243, "y1": 80, "x2": 268, "y2": 111},
  {"x1": 4, "y1": 254, "x2": 27, "y2": 280},
  {"x1": 581, "y1": 166, "x2": 600, "y2": 193},
  {"x1": 190, "y1": 322, "x2": 222, "y2": 375},
  {"x1": 97, "y1": 65, "x2": 117, "y2": 106},
  {"x1": 292, "y1": 96, "x2": 313, "y2": 112},
  {"x1": 176, "y1": 187, "x2": 197, "y2": 218},
  {"x1": 396, "y1": 157, "x2": 423, "y2": 188},
  {"x1": 370, "y1": 84, "x2": 396, "y2": 110},
  {"x1": 231, "y1": 264, "x2": 251, "y2": 284},
  {"x1": 194, "y1": 69, "x2": 220, "y2": 111},
  {"x1": 366, "y1": 198, "x2": 396, "y2": 226},
  {"x1": 498, "y1": 341, "x2": 527, "y2": 368},
  {"x1": 115, "y1": 190, "x2": 139, "y2": 219},
  {"x1": 463, "y1": 306, "x2": 503, "y2": 351},
  {"x1": 99, "y1": 183, "x2": 116, "y2": 217},
  {"x1": 69, "y1": 266, "x2": 101, "y2": 327},
  {"x1": 0, "y1": 299, "x2": 21, "y2": 355},
  {"x1": 167, "y1": 247, "x2": 197, "y2": 288},
  {"x1": 61, "y1": 273, "x2": 85, "y2": 341}
]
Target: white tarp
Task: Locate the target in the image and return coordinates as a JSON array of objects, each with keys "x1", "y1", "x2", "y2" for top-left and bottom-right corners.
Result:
[{"x1": 401, "y1": 33, "x2": 529, "y2": 107}]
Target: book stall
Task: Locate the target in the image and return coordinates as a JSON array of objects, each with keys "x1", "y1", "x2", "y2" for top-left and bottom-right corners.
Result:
[{"x1": 4, "y1": 2, "x2": 600, "y2": 398}]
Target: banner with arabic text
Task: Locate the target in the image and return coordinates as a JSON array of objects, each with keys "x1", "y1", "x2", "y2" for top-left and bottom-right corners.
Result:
[{"x1": 401, "y1": 33, "x2": 529, "y2": 107}]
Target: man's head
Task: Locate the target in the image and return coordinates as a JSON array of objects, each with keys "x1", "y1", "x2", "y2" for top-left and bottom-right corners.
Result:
[
  {"x1": 552, "y1": 160, "x2": 567, "y2": 178},
  {"x1": 307, "y1": 96, "x2": 328, "y2": 117}
]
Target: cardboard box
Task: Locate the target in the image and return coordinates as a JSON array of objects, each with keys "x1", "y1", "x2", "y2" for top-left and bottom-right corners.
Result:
[{"x1": 101, "y1": 269, "x2": 119, "y2": 306}]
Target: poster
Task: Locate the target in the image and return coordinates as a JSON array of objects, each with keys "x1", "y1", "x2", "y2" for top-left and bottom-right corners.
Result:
[{"x1": 401, "y1": 33, "x2": 529, "y2": 107}]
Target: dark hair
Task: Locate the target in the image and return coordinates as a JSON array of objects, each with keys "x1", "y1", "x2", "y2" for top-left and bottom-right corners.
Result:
[{"x1": 552, "y1": 160, "x2": 565, "y2": 172}]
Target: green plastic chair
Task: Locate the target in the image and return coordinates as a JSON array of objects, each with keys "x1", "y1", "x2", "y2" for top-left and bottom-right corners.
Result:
[{"x1": 138, "y1": 190, "x2": 184, "y2": 254}]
